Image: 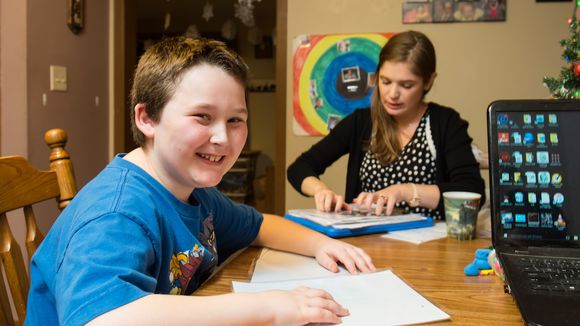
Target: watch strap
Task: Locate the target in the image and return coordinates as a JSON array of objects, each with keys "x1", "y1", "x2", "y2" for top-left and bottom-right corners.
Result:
[{"x1": 409, "y1": 183, "x2": 420, "y2": 207}]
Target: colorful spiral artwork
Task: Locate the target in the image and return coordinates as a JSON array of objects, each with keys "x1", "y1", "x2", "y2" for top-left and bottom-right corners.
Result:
[{"x1": 292, "y1": 32, "x2": 394, "y2": 136}]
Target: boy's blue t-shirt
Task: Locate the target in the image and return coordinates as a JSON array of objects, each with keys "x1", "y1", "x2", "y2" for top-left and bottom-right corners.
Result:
[{"x1": 25, "y1": 155, "x2": 263, "y2": 326}]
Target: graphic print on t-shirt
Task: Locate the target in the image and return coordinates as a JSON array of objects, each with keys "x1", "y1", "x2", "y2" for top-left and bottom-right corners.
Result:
[
  {"x1": 169, "y1": 244, "x2": 204, "y2": 295},
  {"x1": 168, "y1": 214, "x2": 218, "y2": 295}
]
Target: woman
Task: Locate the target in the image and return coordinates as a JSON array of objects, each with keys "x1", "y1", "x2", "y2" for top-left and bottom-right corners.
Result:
[{"x1": 287, "y1": 30, "x2": 484, "y2": 219}]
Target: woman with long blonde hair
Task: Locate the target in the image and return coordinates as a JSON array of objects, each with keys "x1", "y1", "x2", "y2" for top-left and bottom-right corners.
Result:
[{"x1": 288, "y1": 30, "x2": 484, "y2": 219}]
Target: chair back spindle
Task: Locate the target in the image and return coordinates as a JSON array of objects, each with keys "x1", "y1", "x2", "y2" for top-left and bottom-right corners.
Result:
[{"x1": 0, "y1": 128, "x2": 77, "y2": 326}]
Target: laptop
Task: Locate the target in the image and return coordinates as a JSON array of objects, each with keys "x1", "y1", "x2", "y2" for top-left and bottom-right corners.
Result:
[{"x1": 488, "y1": 99, "x2": 580, "y2": 326}]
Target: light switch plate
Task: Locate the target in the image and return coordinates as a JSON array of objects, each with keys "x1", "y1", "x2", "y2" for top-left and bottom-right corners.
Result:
[{"x1": 50, "y1": 65, "x2": 67, "y2": 92}]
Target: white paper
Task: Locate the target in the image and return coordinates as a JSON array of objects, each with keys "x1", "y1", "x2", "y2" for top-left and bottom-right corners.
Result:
[
  {"x1": 251, "y1": 249, "x2": 349, "y2": 283},
  {"x1": 234, "y1": 270, "x2": 450, "y2": 326},
  {"x1": 381, "y1": 222, "x2": 448, "y2": 244}
]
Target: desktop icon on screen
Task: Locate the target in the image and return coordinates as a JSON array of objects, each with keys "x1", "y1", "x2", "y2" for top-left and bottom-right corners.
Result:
[
  {"x1": 553, "y1": 193, "x2": 564, "y2": 205},
  {"x1": 514, "y1": 172, "x2": 522, "y2": 184},
  {"x1": 538, "y1": 171, "x2": 550, "y2": 185},
  {"x1": 551, "y1": 173, "x2": 563, "y2": 185},
  {"x1": 497, "y1": 113, "x2": 509, "y2": 127},
  {"x1": 536, "y1": 151, "x2": 549, "y2": 165},
  {"x1": 550, "y1": 133, "x2": 559, "y2": 144},
  {"x1": 525, "y1": 152, "x2": 534, "y2": 164},
  {"x1": 502, "y1": 212, "x2": 514, "y2": 223},
  {"x1": 537, "y1": 133, "x2": 546, "y2": 144},
  {"x1": 512, "y1": 132, "x2": 522, "y2": 144},
  {"x1": 525, "y1": 171, "x2": 536, "y2": 184},
  {"x1": 498, "y1": 132, "x2": 510, "y2": 144},
  {"x1": 513, "y1": 151, "x2": 523, "y2": 164},
  {"x1": 501, "y1": 172, "x2": 511, "y2": 184},
  {"x1": 528, "y1": 192, "x2": 537, "y2": 204},
  {"x1": 523, "y1": 132, "x2": 534, "y2": 144},
  {"x1": 514, "y1": 191, "x2": 524, "y2": 204}
]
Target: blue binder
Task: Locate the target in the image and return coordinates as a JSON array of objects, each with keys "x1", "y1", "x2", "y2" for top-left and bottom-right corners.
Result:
[{"x1": 283, "y1": 213, "x2": 434, "y2": 238}]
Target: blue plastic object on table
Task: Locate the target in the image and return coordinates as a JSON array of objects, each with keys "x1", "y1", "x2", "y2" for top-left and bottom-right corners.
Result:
[{"x1": 464, "y1": 248, "x2": 492, "y2": 276}]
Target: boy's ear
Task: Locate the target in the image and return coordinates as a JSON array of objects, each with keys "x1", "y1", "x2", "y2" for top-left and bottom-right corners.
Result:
[{"x1": 134, "y1": 103, "x2": 156, "y2": 139}]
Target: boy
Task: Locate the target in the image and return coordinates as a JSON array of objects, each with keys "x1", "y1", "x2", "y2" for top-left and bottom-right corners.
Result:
[{"x1": 25, "y1": 37, "x2": 375, "y2": 325}]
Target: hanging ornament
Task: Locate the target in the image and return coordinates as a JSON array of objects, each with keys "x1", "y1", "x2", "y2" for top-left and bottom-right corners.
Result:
[
  {"x1": 202, "y1": 2, "x2": 214, "y2": 22},
  {"x1": 234, "y1": 2, "x2": 255, "y2": 27},
  {"x1": 574, "y1": 63, "x2": 580, "y2": 77},
  {"x1": 221, "y1": 20, "x2": 237, "y2": 40},
  {"x1": 184, "y1": 24, "x2": 200, "y2": 39},
  {"x1": 164, "y1": 11, "x2": 171, "y2": 31},
  {"x1": 234, "y1": 0, "x2": 262, "y2": 27}
]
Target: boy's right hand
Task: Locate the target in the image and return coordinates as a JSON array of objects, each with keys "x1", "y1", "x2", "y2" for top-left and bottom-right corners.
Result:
[{"x1": 259, "y1": 287, "x2": 348, "y2": 325}]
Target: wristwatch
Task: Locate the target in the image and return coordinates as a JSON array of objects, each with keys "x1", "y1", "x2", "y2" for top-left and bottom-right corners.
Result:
[{"x1": 409, "y1": 183, "x2": 420, "y2": 207}]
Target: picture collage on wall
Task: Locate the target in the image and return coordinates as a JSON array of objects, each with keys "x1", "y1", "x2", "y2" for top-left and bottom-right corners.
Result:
[{"x1": 402, "y1": 0, "x2": 506, "y2": 24}]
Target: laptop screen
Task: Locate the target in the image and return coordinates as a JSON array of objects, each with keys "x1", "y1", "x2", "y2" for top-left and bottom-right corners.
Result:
[{"x1": 488, "y1": 99, "x2": 580, "y2": 249}]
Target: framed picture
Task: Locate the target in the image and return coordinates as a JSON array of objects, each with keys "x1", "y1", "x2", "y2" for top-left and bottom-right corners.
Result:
[
  {"x1": 341, "y1": 66, "x2": 361, "y2": 83},
  {"x1": 403, "y1": 2, "x2": 433, "y2": 23},
  {"x1": 404, "y1": 0, "x2": 507, "y2": 24},
  {"x1": 67, "y1": 0, "x2": 84, "y2": 34}
]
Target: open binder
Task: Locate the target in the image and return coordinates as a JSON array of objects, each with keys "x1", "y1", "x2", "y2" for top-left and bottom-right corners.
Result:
[{"x1": 284, "y1": 209, "x2": 434, "y2": 238}]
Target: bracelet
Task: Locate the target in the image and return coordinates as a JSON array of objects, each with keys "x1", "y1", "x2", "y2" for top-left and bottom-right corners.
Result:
[{"x1": 409, "y1": 183, "x2": 420, "y2": 207}]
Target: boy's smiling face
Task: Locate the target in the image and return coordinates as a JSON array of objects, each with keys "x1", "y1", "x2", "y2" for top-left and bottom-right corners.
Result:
[{"x1": 143, "y1": 64, "x2": 248, "y2": 199}]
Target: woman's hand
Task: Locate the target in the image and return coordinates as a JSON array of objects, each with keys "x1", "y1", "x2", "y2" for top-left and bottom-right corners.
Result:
[
  {"x1": 257, "y1": 287, "x2": 349, "y2": 325},
  {"x1": 314, "y1": 238, "x2": 376, "y2": 274},
  {"x1": 354, "y1": 184, "x2": 412, "y2": 215},
  {"x1": 313, "y1": 188, "x2": 349, "y2": 212}
]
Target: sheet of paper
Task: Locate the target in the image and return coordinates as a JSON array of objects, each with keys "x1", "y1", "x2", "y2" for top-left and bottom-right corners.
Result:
[
  {"x1": 381, "y1": 222, "x2": 448, "y2": 244},
  {"x1": 251, "y1": 249, "x2": 349, "y2": 283},
  {"x1": 234, "y1": 270, "x2": 450, "y2": 326}
]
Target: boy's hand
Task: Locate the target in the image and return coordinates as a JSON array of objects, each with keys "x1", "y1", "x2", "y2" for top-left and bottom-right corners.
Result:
[
  {"x1": 258, "y1": 287, "x2": 349, "y2": 325},
  {"x1": 314, "y1": 239, "x2": 376, "y2": 274}
]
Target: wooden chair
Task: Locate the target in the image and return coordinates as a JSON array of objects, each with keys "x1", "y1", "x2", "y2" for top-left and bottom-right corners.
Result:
[
  {"x1": 0, "y1": 128, "x2": 77, "y2": 326},
  {"x1": 218, "y1": 150, "x2": 261, "y2": 206}
]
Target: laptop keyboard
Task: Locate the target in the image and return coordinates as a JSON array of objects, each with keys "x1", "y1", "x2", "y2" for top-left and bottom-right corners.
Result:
[{"x1": 516, "y1": 256, "x2": 580, "y2": 294}]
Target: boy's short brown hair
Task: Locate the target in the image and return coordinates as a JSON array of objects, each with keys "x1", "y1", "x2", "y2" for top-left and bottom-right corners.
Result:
[{"x1": 129, "y1": 37, "x2": 249, "y2": 146}]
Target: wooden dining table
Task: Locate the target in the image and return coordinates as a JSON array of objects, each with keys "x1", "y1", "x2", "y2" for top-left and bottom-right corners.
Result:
[{"x1": 195, "y1": 234, "x2": 524, "y2": 325}]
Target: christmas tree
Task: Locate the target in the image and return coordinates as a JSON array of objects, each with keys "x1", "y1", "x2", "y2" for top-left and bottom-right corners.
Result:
[{"x1": 543, "y1": 1, "x2": 580, "y2": 99}]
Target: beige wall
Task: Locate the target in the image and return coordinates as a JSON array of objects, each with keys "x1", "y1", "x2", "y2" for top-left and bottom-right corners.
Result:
[
  {"x1": 285, "y1": 1, "x2": 571, "y2": 211},
  {"x1": 1, "y1": 0, "x2": 110, "y2": 236},
  {"x1": 27, "y1": 0, "x2": 109, "y2": 189},
  {"x1": 1, "y1": 1, "x2": 27, "y2": 157}
]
